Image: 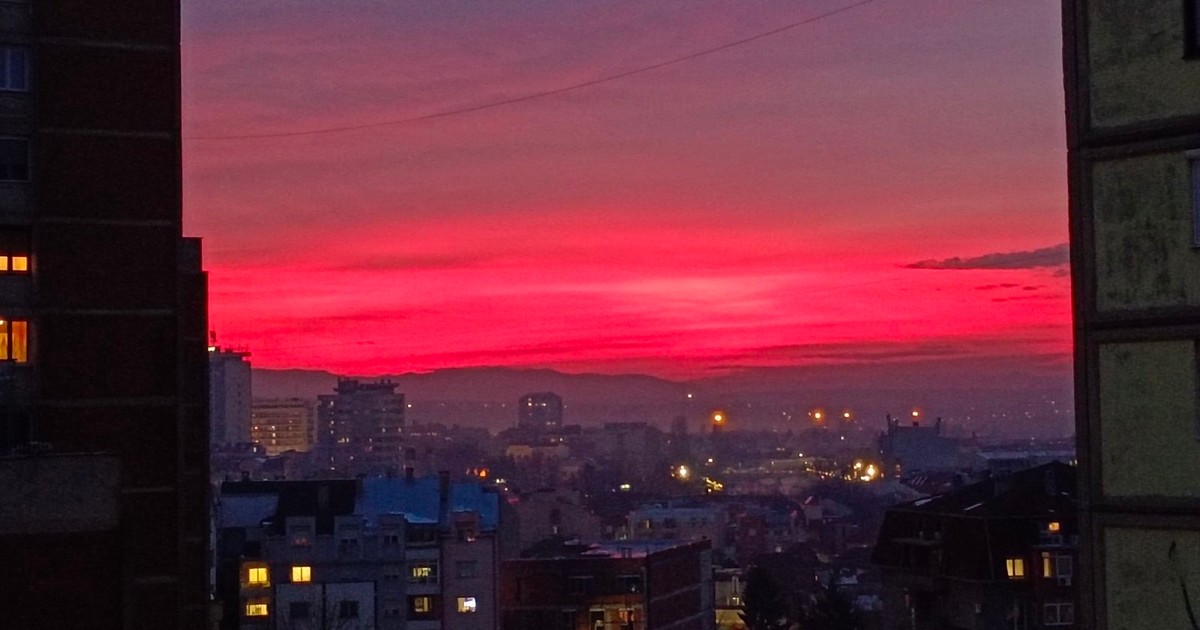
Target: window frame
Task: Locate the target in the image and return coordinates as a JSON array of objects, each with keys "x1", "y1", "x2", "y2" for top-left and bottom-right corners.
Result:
[
  {"x1": 0, "y1": 318, "x2": 29, "y2": 363},
  {"x1": 245, "y1": 600, "x2": 270, "y2": 617},
  {"x1": 0, "y1": 46, "x2": 27, "y2": 92},
  {"x1": 0, "y1": 137, "x2": 29, "y2": 183},
  {"x1": 409, "y1": 561, "x2": 439, "y2": 584},
  {"x1": 456, "y1": 596, "x2": 477, "y2": 614},
  {"x1": 1005, "y1": 557, "x2": 1026, "y2": 579},
  {"x1": 246, "y1": 566, "x2": 269, "y2": 587},
  {"x1": 1044, "y1": 601, "x2": 1075, "y2": 626},
  {"x1": 1187, "y1": 0, "x2": 1200, "y2": 59},
  {"x1": 291, "y1": 565, "x2": 312, "y2": 583}
]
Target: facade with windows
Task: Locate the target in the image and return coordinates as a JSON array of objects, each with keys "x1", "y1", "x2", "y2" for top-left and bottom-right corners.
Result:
[
  {"x1": 872, "y1": 463, "x2": 1078, "y2": 629},
  {"x1": 517, "y1": 391, "x2": 564, "y2": 433},
  {"x1": 217, "y1": 472, "x2": 506, "y2": 630},
  {"x1": 500, "y1": 538, "x2": 714, "y2": 630},
  {"x1": 0, "y1": 1, "x2": 210, "y2": 629},
  {"x1": 252, "y1": 397, "x2": 317, "y2": 455},
  {"x1": 211, "y1": 346, "x2": 252, "y2": 446},
  {"x1": 1064, "y1": 1, "x2": 1200, "y2": 628},
  {"x1": 317, "y1": 378, "x2": 406, "y2": 476}
]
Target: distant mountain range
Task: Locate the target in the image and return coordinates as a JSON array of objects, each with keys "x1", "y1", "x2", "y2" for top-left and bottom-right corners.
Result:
[{"x1": 252, "y1": 357, "x2": 1074, "y2": 439}]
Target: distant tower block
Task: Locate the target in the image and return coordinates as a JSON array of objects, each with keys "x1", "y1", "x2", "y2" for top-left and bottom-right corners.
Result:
[{"x1": 518, "y1": 392, "x2": 563, "y2": 433}]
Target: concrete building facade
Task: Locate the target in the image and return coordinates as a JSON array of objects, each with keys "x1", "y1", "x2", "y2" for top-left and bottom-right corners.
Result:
[
  {"x1": 501, "y1": 539, "x2": 713, "y2": 630},
  {"x1": 517, "y1": 392, "x2": 563, "y2": 433},
  {"x1": 211, "y1": 347, "x2": 252, "y2": 446},
  {"x1": 317, "y1": 379, "x2": 406, "y2": 476},
  {"x1": 0, "y1": 1, "x2": 210, "y2": 628},
  {"x1": 252, "y1": 397, "x2": 316, "y2": 455},
  {"x1": 218, "y1": 473, "x2": 505, "y2": 630},
  {"x1": 1063, "y1": 1, "x2": 1200, "y2": 627}
]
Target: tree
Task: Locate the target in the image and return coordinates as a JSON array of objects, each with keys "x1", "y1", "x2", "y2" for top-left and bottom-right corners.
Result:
[{"x1": 740, "y1": 566, "x2": 790, "y2": 630}]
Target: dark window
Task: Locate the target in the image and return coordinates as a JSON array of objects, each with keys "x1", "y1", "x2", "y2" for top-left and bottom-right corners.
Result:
[
  {"x1": 619, "y1": 575, "x2": 643, "y2": 594},
  {"x1": 288, "y1": 602, "x2": 311, "y2": 620},
  {"x1": 0, "y1": 139, "x2": 28, "y2": 182},
  {"x1": 0, "y1": 47, "x2": 26, "y2": 91},
  {"x1": 569, "y1": 576, "x2": 593, "y2": 596},
  {"x1": 338, "y1": 600, "x2": 359, "y2": 619},
  {"x1": 1188, "y1": 0, "x2": 1200, "y2": 57},
  {"x1": 456, "y1": 560, "x2": 478, "y2": 579},
  {"x1": 0, "y1": 410, "x2": 31, "y2": 452},
  {"x1": 407, "y1": 524, "x2": 438, "y2": 545}
]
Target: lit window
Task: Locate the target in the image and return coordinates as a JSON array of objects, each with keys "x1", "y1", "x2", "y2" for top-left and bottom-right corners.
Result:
[
  {"x1": 291, "y1": 565, "x2": 311, "y2": 583},
  {"x1": 0, "y1": 47, "x2": 27, "y2": 92},
  {"x1": 247, "y1": 566, "x2": 269, "y2": 586},
  {"x1": 0, "y1": 139, "x2": 27, "y2": 182},
  {"x1": 1047, "y1": 521, "x2": 1061, "y2": 533},
  {"x1": 0, "y1": 319, "x2": 28, "y2": 363},
  {"x1": 1006, "y1": 558, "x2": 1026, "y2": 579},
  {"x1": 409, "y1": 595, "x2": 435, "y2": 617},
  {"x1": 245, "y1": 601, "x2": 269, "y2": 617},
  {"x1": 410, "y1": 563, "x2": 438, "y2": 584},
  {"x1": 457, "y1": 597, "x2": 477, "y2": 613},
  {"x1": 1042, "y1": 553, "x2": 1073, "y2": 579},
  {"x1": 0, "y1": 256, "x2": 28, "y2": 273}
]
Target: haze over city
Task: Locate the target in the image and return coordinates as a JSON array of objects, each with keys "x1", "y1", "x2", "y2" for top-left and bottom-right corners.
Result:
[{"x1": 184, "y1": 0, "x2": 1069, "y2": 387}]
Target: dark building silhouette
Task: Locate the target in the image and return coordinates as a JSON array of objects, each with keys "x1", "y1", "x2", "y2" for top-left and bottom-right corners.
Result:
[
  {"x1": 502, "y1": 538, "x2": 713, "y2": 630},
  {"x1": 317, "y1": 379, "x2": 405, "y2": 476},
  {"x1": 517, "y1": 392, "x2": 563, "y2": 433},
  {"x1": 1064, "y1": 1, "x2": 1200, "y2": 627},
  {"x1": 872, "y1": 463, "x2": 1078, "y2": 629},
  {"x1": 0, "y1": 1, "x2": 209, "y2": 628},
  {"x1": 878, "y1": 414, "x2": 964, "y2": 477}
]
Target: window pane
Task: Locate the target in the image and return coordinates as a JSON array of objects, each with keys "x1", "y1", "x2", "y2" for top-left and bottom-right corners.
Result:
[
  {"x1": 10, "y1": 256, "x2": 25, "y2": 272},
  {"x1": 0, "y1": 139, "x2": 28, "y2": 182},
  {"x1": 0, "y1": 257, "x2": 8, "y2": 272},
  {"x1": 11, "y1": 320, "x2": 26, "y2": 363},
  {"x1": 0, "y1": 319, "x2": 8, "y2": 360},
  {"x1": 7, "y1": 48, "x2": 26, "y2": 91}
]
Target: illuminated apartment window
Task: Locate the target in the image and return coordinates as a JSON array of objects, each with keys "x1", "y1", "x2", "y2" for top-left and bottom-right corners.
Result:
[
  {"x1": 0, "y1": 47, "x2": 27, "y2": 92},
  {"x1": 408, "y1": 595, "x2": 438, "y2": 619},
  {"x1": 291, "y1": 565, "x2": 311, "y2": 583},
  {"x1": 0, "y1": 255, "x2": 28, "y2": 273},
  {"x1": 0, "y1": 319, "x2": 28, "y2": 363},
  {"x1": 0, "y1": 139, "x2": 27, "y2": 182},
  {"x1": 1005, "y1": 557, "x2": 1026, "y2": 579},
  {"x1": 245, "y1": 600, "x2": 269, "y2": 617},
  {"x1": 457, "y1": 597, "x2": 477, "y2": 613},
  {"x1": 1041, "y1": 553, "x2": 1073, "y2": 580},
  {"x1": 410, "y1": 562, "x2": 438, "y2": 584},
  {"x1": 1047, "y1": 521, "x2": 1061, "y2": 533},
  {"x1": 247, "y1": 566, "x2": 269, "y2": 586}
]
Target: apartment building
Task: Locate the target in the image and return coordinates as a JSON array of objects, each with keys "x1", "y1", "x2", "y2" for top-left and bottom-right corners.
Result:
[{"x1": 1063, "y1": 1, "x2": 1200, "y2": 627}]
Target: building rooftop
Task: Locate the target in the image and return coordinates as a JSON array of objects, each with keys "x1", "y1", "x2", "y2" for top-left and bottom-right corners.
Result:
[
  {"x1": 518, "y1": 537, "x2": 699, "y2": 560},
  {"x1": 891, "y1": 462, "x2": 1075, "y2": 519}
]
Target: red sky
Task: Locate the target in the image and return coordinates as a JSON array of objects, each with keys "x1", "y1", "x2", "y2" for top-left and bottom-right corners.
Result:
[{"x1": 182, "y1": 0, "x2": 1069, "y2": 380}]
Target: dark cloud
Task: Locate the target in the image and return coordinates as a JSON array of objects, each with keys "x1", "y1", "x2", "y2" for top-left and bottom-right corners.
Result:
[
  {"x1": 906, "y1": 243, "x2": 1069, "y2": 270},
  {"x1": 974, "y1": 283, "x2": 1021, "y2": 291}
]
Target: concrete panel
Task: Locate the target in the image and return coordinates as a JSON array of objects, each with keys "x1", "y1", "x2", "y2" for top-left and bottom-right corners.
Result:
[
  {"x1": 1092, "y1": 153, "x2": 1200, "y2": 311},
  {"x1": 0, "y1": 454, "x2": 119, "y2": 533},
  {"x1": 1105, "y1": 528, "x2": 1200, "y2": 630},
  {"x1": 1099, "y1": 341, "x2": 1200, "y2": 498},
  {"x1": 1088, "y1": 0, "x2": 1200, "y2": 127}
]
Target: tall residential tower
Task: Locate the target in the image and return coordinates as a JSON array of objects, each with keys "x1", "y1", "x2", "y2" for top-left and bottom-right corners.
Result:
[
  {"x1": 1064, "y1": 1, "x2": 1200, "y2": 627},
  {"x1": 0, "y1": 1, "x2": 209, "y2": 628}
]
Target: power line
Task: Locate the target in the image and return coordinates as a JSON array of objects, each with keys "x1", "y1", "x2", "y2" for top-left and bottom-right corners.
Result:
[{"x1": 186, "y1": 0, "x2": 880, "y2": 141}]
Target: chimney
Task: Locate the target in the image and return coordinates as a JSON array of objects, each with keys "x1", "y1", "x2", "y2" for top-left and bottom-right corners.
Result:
[{"x1": 405, "y1": 466, "x2": 415, "y2": 482}]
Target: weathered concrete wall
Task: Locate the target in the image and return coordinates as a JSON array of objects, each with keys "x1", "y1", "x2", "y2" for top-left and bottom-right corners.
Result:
[
  {"x1": 1092, "y1": 153, "x2": 1200, "y2": 312},
  {"x1": 1105, "y1": 528, "x2": 1200, "y2": 630},
  {"x1": 1099, "y1": 341, "x2": 1200, "y2": 498},
  {"x1": 1088, "y1": 0, "x2": 1200, "y2": 127}
]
